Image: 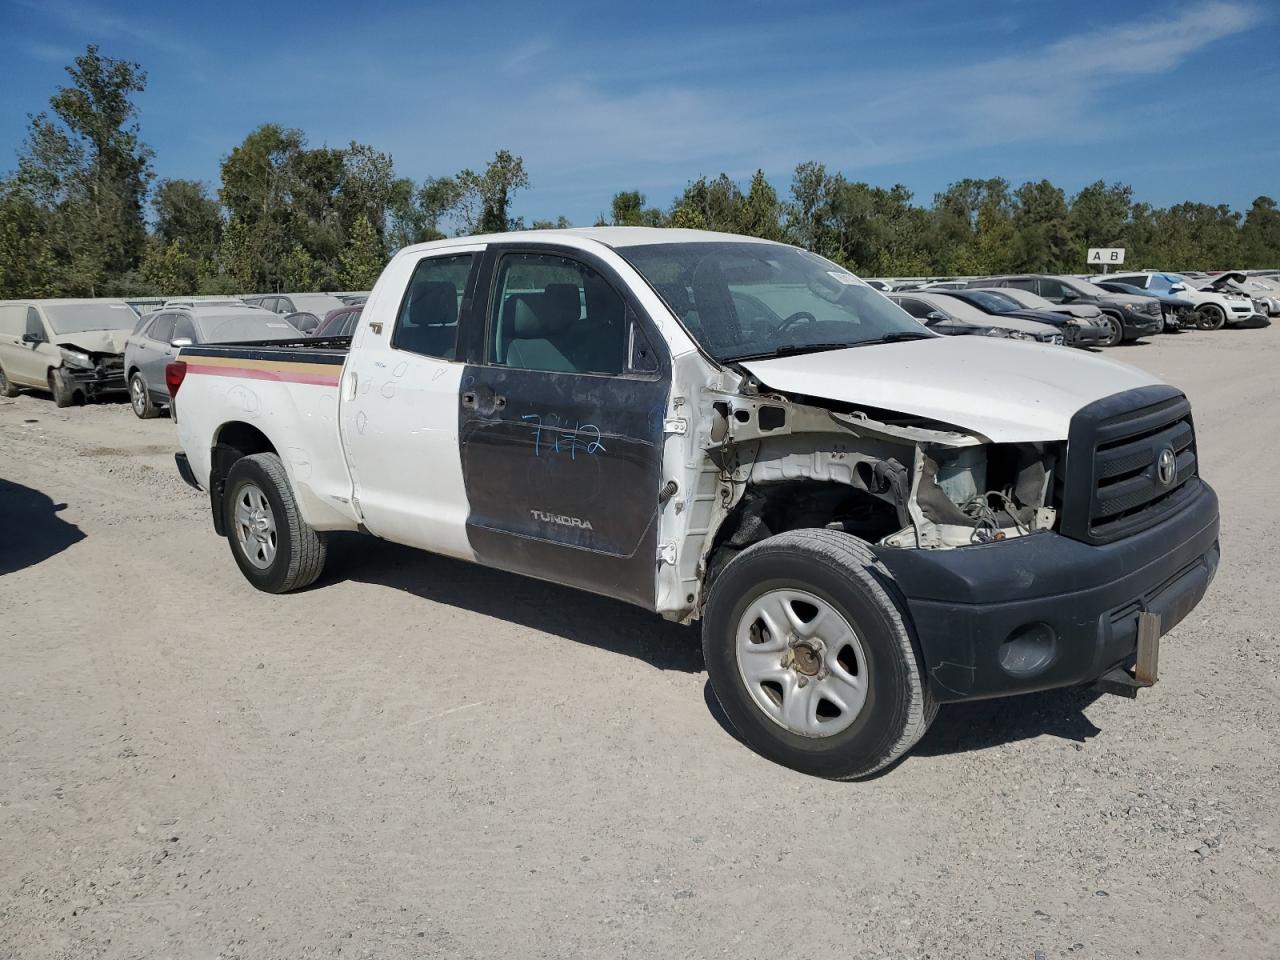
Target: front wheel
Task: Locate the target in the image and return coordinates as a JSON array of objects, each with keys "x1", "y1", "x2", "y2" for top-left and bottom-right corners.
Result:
[
  {"x1": 48, "y1": 368, "x2": 76, "y2": 407},
  {"x1": 0, "y1": 365, "x2": 19, "y2": 398},
  {"x1": 1195, "y1": 304, "x2": 1226, "y2": 331},
  {"x1": 129, "y1": 372, "x2": 159, "y2": 418},
  {"x1": 223, "y1": 453, "x2": 327, "y2": 593},
  {"x1": 702, "y1": 529, "x2": 935, "y2": 780},
  {"x1": 1098, "y1": 313, "x2": 1124, "y2": 347}
]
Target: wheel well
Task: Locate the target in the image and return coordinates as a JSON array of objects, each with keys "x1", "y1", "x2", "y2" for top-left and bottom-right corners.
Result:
[
  {"x1": 208, "y1": 422, "x2": 277, "y2": 536},
  {"x1": 704, "y1": 480, "x2": 900, "y2": 593}
]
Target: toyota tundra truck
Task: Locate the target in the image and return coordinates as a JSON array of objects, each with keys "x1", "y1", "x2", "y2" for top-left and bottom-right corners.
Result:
[{"x1": 167, "y1": 228, "x2": 1220, "y2": 779}]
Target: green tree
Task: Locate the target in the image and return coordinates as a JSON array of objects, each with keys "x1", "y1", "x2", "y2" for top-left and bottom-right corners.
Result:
[
  {"x1": 739, "y1": 171, "x2": 783, "y2": 241},
  {"x1": 141, "y1": 238, "x2": 199, "y2": 294},
  {"x1": 0, "y1": 182, "x2": 58, "y2": 297},
  {"x1": 610, "y1": 190, "x2": 664, "y2": 227},
  {"x1": 1068, "y1": 180, "x2": 1133, "y2": 256},
  {"x1": 1240, "y1": 196, "x2": 1280, "y2": 267},
  {"x1": 338, "y1": 214, "x2": 386, "y2": 289},
  {"x1": 11, "y1": 44, "x2": 152, "y2": 294},
  {"x1": 456, "y1": 150, "x2": 529, "y2": 233},
  {"x1": 1011, "y1": 180, "x2": 1073, "y2": 272}
]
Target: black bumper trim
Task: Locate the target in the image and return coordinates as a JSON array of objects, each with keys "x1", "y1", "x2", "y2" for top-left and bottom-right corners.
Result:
[
  {"x1": 174, "y1": 452, "x2": 200, "y2": 490},
  {"x1": 873, "y1": 482, "x2": 1219, "y2": 702}
]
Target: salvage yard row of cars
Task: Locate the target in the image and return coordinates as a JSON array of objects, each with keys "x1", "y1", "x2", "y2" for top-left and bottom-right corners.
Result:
[
  {"x1": 0, "y1": 228, "x2": 1257, "y2": 776},
  {"x1": 0, "y1": 268, "x2": 1271, "y2": 414},
  {"x1": 0, "y1": 292, "x2": 367, "y2": 412}
]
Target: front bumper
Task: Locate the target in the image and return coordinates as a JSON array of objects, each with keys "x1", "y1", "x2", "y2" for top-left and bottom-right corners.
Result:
[
  {"x1": 62, "y1": 359, "x2": 127, "y2": 397},
  {"x1": 873, "y1": 482, "x2": 1219, "y2": 703},
  {"x1": 1069, "y1": 323, "x2": 1107, "y2": 347},
  {"x1": 1121, "y1": 312, "x2": 1163, "y2": 338}
]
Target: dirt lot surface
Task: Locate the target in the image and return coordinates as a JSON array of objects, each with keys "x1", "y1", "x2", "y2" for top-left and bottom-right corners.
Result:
[{"x1": 2, "y1": 328, "x2": 1277, "y2": 959}]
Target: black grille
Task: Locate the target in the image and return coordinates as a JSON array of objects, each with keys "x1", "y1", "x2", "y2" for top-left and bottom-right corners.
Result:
[{"x1": 1061, "y1": 386, "x2": 1201, "y2": 544}]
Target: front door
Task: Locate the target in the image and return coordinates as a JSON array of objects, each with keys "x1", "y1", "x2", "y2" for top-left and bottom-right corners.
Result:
[
  {"x1": 458, "y1": 246, "x2": 670, "y2": 609},
  {"x1": 12, "y1": 308, "x2": 57, "y2": 386},
  {"x1": 339, "y1": 246, "x2": 483, "y2": 559}
]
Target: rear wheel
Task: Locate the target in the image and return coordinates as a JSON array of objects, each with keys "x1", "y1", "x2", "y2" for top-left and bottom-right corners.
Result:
[
  {"x1": 0, "y1": 365, "x2": 19, "y2": 398},
  {"x1": 1195, "y1": 304, "x2": 1226, "y2": 331},
  {"x1": 223, "y1": 453, "x2": 327, "y2": 593},
  {"x1": 129, "y1": 372, "x2": 159, "y2": 418},
  {"x1": 1098, "y1": 313, "x2": 1124, "y2": 347},
  {"x1": 703, "y1": 529, "x2": 935, "y2": 779},
  {"x1": 48, "y1": 368, "x2": 76, "y2": 407}
]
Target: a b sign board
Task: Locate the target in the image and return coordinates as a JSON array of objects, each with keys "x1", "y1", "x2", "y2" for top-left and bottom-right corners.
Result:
[{"x1": 1088, "y1": 247, "x2": 1126, "y2": 265}]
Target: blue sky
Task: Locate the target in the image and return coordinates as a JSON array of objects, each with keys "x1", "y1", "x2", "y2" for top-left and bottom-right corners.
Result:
[{"x1": 1, "y1": 0, "x2": 1276, "y2": 225}]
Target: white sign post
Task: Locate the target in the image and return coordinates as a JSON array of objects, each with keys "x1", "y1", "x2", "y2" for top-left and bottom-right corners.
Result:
[{"x1": 1087, "y1": 247, "x2": 1126, "y2": 273}]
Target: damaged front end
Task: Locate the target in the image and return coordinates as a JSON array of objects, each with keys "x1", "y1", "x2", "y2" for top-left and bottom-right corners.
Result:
[
  {"x1": 661, "y1": 372, "x2": 1064, "y2": 620},
  {"x1": 57, "y1": 343, "x2": 127, "y2": 398}
]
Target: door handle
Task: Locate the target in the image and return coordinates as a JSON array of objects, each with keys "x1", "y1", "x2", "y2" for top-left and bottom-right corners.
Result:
[{"x1": 461, "y1": 389, "x2": 504, "y2": 411}]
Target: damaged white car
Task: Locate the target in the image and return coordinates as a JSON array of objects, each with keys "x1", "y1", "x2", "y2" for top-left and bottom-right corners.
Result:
[
  {"x1": 0, "y1": 298, "x2": 136, "y2": 406},
  {"x1": 168, "y1": 228, "x2": 1221, "y2": 779}
]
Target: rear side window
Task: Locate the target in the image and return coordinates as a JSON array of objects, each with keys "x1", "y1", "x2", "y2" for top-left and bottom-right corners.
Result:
[
  {"x1": 895, "y1": 298, "x2": 932, "y2": 319},
  {"x1": 150, "y1": 314, "x2": 176, "y2": 342},
  {"x1": 393, "y1": 253, "x2": 474, "y2": 360},
  {"x1": 1005, "y1": 278, "x2": 1038, "y2": 293},
  {"x1": 0, "y1": 305, "x2": 22, "y2": 337},
  {"x1": 487, "y1": 252, "x2": 627, "y2": 375},
  {"x1": 173, "y1": 316, "x2": 197, "y2": 342}
]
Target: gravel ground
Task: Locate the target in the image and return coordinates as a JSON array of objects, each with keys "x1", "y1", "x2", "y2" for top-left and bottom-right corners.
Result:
[{"x1": 1, "y1": 328, "x2": 1277, "y2": 959}]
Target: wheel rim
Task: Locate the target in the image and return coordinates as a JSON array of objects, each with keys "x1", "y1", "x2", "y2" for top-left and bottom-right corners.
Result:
[
  {"x1": 734, "y1": 589, "x2": 868, "y2": 738},
  {"x1": 1105, "y1": 316, "x2": 1122, "y2": 344},
  {"x1": 233, "y1": 482, "x2": 278, "y2": 570},
  {"x1": 130, "y1": 376, "x2": 146, "y2": 413}
]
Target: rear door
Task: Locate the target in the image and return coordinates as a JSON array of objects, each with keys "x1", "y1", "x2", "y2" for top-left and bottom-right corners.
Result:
[
  {"x1": 457, "y1": 244, "x2": 670, "y2": 608},
  {"x1": 339, "y1": 246, "x2": 483, "y2": 559},
  {"x1": 10, "y1": 307, "x2": 56, "y2": 386},
  {"x1": 139, "y1": 313, "x2": 176, "y2": 390}
]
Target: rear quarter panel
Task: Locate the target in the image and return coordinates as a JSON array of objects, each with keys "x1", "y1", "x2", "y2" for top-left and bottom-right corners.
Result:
[{"x1": 175, "y1": 345, "x2": 361, "y2": 531}]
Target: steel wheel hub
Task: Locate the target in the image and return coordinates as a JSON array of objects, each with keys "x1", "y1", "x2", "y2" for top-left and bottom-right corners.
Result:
[
  {"x1": 233, "y1": 482, "x2": 278, "y2": 570},
  {"x1": 735, "y1": 589, "x2": 868, "y2": 739}
]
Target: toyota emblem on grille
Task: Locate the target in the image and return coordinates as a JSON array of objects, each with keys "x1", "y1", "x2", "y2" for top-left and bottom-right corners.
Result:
[{"x1": 1157, "y1": 446, "x2": 1177, "y2": 486}]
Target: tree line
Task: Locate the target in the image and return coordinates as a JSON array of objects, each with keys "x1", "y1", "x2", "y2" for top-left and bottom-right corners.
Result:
[{"x1": 2, "y1": 46, "x2": 1278, "y2": 300}]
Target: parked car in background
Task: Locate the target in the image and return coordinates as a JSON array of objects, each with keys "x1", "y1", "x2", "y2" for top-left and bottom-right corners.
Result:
[
  {"x1": 1092, "y1": 280, "x2": 1193, "y2": 332},
  {"x1": 1103, "y1": 272, "x2": 1256, "y2": 330},
  {"x1": 124, "y1": 304, "x2": 301, "y2": 418},
  {"x1": 935, "y1": 288, "x2": 1105, "y2": 348},
  {"x1": 968, "y1": 284, "x2": 1109, "y2": 330},
  {"x1": 0, "y1": 298, "x2": 135, "y2": 406},
  {"x1": 888, "y1": 291, "x2": 1065, "y2": 343},
  {"x1": 162, "y1": 297, "x2": 246, "y2": 309},
  {"x1": 338, "y1": 293, "x2": 370, "y2": 305},
  {"x1": 969, "y1": 275, "x2": 1162, "y2": 346},
  {"x1": 243, "y1": 293, "x2": 348, "y2": 320},
  {"x1": 313, "y1": 304, "x2": 363, "y2": 338},
  {"x1": 1191, "y1": 273, "x2": 1272, "y2": 327},
  {"x1": 284, "y1": 312, "x2": 321, "y2": 334}
]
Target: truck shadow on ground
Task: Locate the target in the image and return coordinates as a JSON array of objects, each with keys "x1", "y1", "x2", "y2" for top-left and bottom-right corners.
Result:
[
  {"x1": 321, "y1": 533, "x2": 704, "y2": 673},
  {"x1": 701, "y1": 681, "x2": 1104, "y2": 771},
  {"x1": 0, "y1": 478, "x2": 86, "y2": 576}
]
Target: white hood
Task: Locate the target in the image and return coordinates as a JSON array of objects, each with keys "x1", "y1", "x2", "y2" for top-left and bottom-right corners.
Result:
[
  {"x1": 740, "y1": 336, "x2": 1163, "y2": 443},
  {"x1": 56, "y1": 328, "x2": 132, "y2": 354}
]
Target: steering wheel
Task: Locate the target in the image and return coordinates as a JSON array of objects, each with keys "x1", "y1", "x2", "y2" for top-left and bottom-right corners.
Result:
[{"x1": 777, "y1": 310, "x2": 818, "y2": 333}]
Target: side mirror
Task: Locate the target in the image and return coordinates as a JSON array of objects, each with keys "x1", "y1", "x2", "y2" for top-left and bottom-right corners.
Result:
[
  {"x1": 21, "y1": 331, "x2": 46, "y2": 344},
  {"x1": 1060, "y1": 292, "x2": 1076, "y2": 303},
  {"x1": 926, "y1": 311, "x2": 949, "y2": 323},
  {"x1": 170, "y1": 337, "x2": 193, "y2": 348},
  {"x1": 1170, "y1": 283, "x2": 1186, "y2": 293}
]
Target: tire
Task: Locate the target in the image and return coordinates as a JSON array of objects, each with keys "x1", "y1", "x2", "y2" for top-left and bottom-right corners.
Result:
[
  {"x1": 48, "y1": 368, "x2": 76, "y2": 407},
  {"x1": 1195, "y1": 304, "x2": 1226, "y2": 331},
  {"x1": 129, "y1": 371, "x2": 159, "y2": 419},
  {"x1": 0, "y1": 365, "x2": 19, "y2": 398},
  {"x1": 1098, "y1": 313, "x2": 1124, "y2": 347},
  {"x1": 223, "y1": 452, "x2": 327, "y2": 593},
  {"x1": 703, "y1": 529, "x2": 935, "y2": 780}
]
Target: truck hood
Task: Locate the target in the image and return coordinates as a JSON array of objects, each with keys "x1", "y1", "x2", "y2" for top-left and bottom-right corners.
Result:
[
  {"x1": 740, "y1": 336, "x2": 1162, "y2": 443},
  {"x1": 56, "y1": 328, "x2": 131, "y2": 355}
]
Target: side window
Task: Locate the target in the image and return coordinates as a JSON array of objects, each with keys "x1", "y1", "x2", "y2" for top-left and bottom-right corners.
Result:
[
  {"x1": 488, "y1": 253, "x2": 627, "y2": 375},
  {"x1": 896, "y1": 298, "x2": 932, "y2": 319},
  {"x1": 173, "y1": 316, "x2": 197, "y2": 342},
  {"x1": 150, "y1": 313, "x2": 176, "y2": 343},
  {"x1": 0, "y1": 305, "x2": 21, "y2": 337},
  {"x1": 392, "y1": 253, "x2": 474, "y2": 360},
  {"x1": 1006, "y1": 278, "x2": 1038, "y2": 293},
  {"x1": 1038, "y1": 279, "x2": 1070, "y2": 300},
  {"x1": 25, "y1": 308, "x2": 47, "y2": 339},
  {"x1": 341, "y1": 311, "x2": 360, "y2": 336}
]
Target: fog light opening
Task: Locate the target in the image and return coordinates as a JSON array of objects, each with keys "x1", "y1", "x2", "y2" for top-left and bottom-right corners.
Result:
[{"x1": 998, "y1": 622, "x2": 1058, "y2": 677}]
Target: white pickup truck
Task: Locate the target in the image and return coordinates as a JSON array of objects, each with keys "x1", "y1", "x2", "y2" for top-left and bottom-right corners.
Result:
[{"x1": 169, "y1": 227, "x2": 1220, "y2": 779}]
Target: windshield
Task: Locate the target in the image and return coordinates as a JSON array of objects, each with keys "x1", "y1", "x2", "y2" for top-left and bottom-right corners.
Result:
[
  {"x1": 958, "y1": 290, "x2": 1018, "y2": 314},
  {"x1": 43, "y1": 302, "x2": 137, "y2": 334},
  {"x1": 1062, "y1": 277, "x2": 1112, "y2": 298},
  {"x1": 928, "y1": 295, "x2": 992, "y2": 323},
  {"x1": 620, "y1": 242, "x2": 930, "y2": 361},
  {"x1": 195, "y1": 313, "x2": 301, "y2": 343}
]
